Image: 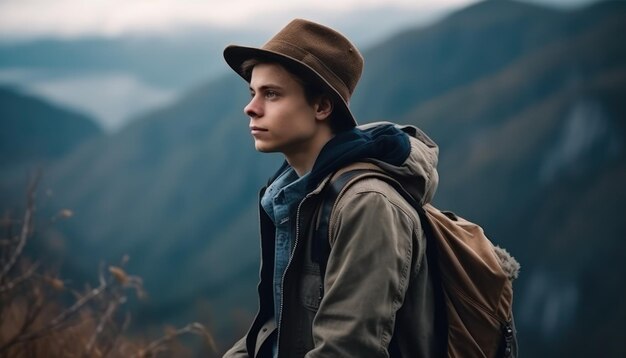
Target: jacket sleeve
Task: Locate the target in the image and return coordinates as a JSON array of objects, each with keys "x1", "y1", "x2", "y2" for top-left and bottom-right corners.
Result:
[
  {"x1": 306, "y1": 185, "x2": 418, "y2": 357},
  {"x1": 222, "y1": 336, "x2": 249, "y2": 358}
]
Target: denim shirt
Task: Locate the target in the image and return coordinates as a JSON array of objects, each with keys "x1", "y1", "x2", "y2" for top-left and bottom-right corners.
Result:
[{"x1": 260, "y1": 167, "x2": 309, "y2": 356}]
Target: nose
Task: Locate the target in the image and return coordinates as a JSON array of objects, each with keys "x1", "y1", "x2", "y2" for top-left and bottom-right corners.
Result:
[{"x1": 244, "y1": 94, "x2": 262, "y2": 118}]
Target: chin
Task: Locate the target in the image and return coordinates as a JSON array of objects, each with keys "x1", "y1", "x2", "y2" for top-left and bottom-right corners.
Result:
[{"x1": 254, "y1": 142, "x2": 278, "y2": 153}]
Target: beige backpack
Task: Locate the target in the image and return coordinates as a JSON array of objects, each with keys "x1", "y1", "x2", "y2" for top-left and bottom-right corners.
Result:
[{"x1": 315, "y1": 169, "x2": 520, "y2": 357}]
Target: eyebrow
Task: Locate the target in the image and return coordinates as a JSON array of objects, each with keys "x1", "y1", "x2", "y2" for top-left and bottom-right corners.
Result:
[{"x1": 249, "y1": 84, "x2": 284, "y2": 92}]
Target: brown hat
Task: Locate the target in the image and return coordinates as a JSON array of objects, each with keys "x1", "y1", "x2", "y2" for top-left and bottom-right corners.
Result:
[{"x1": 223, "y1": 18, "x2": 364, "y2": 128}]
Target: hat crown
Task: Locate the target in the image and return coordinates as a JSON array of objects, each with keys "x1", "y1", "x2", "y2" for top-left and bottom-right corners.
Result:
[{"x1": 264, "y1": 19, "x2": 364, "y2": 97}]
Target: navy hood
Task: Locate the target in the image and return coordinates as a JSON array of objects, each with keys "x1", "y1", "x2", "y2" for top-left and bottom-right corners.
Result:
[{"x1": 307, "y1": 123, "x2": 410, "y2": 190}]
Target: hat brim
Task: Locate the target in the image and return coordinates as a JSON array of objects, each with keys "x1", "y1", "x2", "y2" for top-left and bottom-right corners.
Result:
[{"x1": 223, "y1": 45, "x2": 357, "y2": 129}]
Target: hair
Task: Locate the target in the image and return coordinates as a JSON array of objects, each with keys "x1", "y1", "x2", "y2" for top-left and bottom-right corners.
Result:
[{"x1": 241, "y1": 57, "x2": 349, "y2": 133}]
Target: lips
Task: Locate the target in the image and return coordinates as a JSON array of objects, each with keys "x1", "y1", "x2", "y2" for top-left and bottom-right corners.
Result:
[{"x1": 250, "y1": 126, "x2": 268, "y2": 133}]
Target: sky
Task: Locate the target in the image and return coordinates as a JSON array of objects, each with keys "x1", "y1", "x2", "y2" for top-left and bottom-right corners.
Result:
[
  {"x1": 0, "y1": 0, "x2": 600, "y2": 40},
  {"x1": 0, "y1": 0, "x2": 471, "y2": 39}
]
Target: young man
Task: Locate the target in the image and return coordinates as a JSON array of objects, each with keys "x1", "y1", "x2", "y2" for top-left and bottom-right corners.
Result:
[{"x1": 223, "y1": 19, "x2": 445, "y2": 357}]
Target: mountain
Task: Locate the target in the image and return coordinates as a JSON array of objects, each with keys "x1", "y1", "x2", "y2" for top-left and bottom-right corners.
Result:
[
  {"x1": 3, "y1": 0, "x2": 624, "y2": 356},
  {"x1": 0, "y1": 86, "x2": 101, "y2": 164},
  {"x1": 0, "y1": 86, "x2": 101, "y2": 206},
  {"x1": 0, "y1": 29, "x2": 265, "y2": 90}
]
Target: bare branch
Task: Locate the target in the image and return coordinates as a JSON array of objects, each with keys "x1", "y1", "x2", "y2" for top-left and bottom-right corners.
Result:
[
  {"x1": 50, "y1": 280, "x2": 108, "y2": 328},
  {"x1": 85, "y1": 294, "x2": 127, "y2": 355},
  {"x1": 0, "y1": 282, "x2": 47, "y2": 353},
  {"x1": 101, "y1": 312, "x2": 131, "y2": 358},
  {"x1": 0, "y1": 172, "x2": 40, "y2": 283},
  {"x1": 133, "y1": 322, "x2": 217, "y2": 358},
  {"x1": 0, "y1": 262, "x2": 40, "y2": 294},
  {"x1": 0, "y1": 276, "x2": 110, "y2": 352}
]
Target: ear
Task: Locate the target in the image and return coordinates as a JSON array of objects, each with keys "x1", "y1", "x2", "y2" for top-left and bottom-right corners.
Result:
[{"x1": 314, "y1": 96, "x2": 333, "y2": 121}]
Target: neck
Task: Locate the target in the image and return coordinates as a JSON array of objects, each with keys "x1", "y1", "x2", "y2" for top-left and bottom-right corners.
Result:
[{"x1": 285, "y1": 130, "x2": 334, "y2": 177}]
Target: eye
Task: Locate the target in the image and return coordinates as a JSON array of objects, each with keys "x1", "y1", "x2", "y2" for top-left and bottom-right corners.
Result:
[{"x1": 265, "y1": 90, "x2": 278, "y2": 99}]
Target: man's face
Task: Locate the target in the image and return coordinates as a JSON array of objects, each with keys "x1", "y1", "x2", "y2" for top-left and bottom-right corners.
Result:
[{"x1": 245, "y1": 62, "x2": 321, "y2": 156}]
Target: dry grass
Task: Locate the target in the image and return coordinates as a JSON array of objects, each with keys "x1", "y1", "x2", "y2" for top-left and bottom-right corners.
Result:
[{"x1": 0, "y1": 174, "x2": 218, "y2": 357}]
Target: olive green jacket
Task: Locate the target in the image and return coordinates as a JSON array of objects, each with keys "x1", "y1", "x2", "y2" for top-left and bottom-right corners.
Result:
[{"x1": 224, "y1": 123, "x2": 445, "y2": 357}]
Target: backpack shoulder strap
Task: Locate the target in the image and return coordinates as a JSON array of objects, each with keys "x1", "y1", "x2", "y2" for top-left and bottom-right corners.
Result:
[
  {"x1": 313, "y1": 166, "x2": 434, "y2": 286},
  {"x1": 313, "y1": 168, "x2": 374, "y2": 281}
]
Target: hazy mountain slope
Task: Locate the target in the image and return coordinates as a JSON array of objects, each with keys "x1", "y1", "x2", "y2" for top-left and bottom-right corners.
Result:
[
  {"x1": 0, "y1": 86, "x2": 101, "y2": 206},
  {"x1": 0, "y1": 86, "x2": 101, "y2": 164},
  {"x1": 403, "y1": 1, "x2": 626, "y2": 216},
  {"x1": 351, "y1": 0, "x2": 621, "y2": 120},
  {"x1": 0, "y1": 31, "x2": 264, "y2": 89}
]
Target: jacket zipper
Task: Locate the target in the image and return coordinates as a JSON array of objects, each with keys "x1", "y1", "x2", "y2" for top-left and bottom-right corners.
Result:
[
  {"x1": 275, "y1": 173, "x2": 372, "y2": 355},
  {"x1": 275, "y1": 191, "x2": 314, "y2": 358}
]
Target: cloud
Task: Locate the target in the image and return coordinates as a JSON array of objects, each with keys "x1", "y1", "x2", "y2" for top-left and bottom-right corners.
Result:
[{"x1": 0, "y1": 0, "x2": 475, "y2": 39}]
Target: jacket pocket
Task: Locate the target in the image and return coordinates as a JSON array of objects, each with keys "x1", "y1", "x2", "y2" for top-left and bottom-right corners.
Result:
[{"x1": 299, "y1": 264, "x2": 322, "y2": 312}]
